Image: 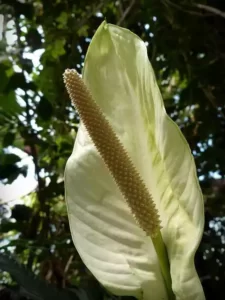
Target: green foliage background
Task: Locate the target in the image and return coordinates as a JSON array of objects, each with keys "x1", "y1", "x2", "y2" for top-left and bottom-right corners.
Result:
[{"x1": 0, "y1": 0, "x2": 225, "y2": 299}]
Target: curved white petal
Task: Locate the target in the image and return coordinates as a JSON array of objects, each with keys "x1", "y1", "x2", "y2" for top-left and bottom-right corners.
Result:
[
  {"x1": 65, "y1": 22, "x2": 205, "y2": 300},
  {"x1": 66, "y1": 125, "x2": 167, "y2": 299}
]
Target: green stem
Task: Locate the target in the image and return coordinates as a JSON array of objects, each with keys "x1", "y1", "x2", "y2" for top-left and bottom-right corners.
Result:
[{"x1": 152, "y1": 232, "x2": 176, "y2": 300}]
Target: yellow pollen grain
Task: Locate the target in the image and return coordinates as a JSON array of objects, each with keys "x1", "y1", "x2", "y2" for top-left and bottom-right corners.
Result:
[{"x1": 63, "y1": 69, "x2": 161, "y2": 237}]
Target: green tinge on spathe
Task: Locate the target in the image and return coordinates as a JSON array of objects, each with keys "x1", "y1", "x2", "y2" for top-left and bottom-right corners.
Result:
[{"x1": 65, "y1": 21, "x2": 205, "y2": 300}]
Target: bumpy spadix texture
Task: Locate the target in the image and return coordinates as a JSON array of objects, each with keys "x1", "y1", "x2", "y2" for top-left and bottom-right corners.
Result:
[
  {"x1": 63, "y1": 69, "x2": 160, "y2": 237},
  {"x1": 65, "y1": 22, "x2": 205, "y2": 300}
]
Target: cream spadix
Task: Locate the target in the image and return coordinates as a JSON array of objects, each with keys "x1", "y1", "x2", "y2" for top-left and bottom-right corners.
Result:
[
  {"x1": 63, "y1": 69, "x2": 160, "y2": 237},
  {"x1": 64, "y1": 21, "x2": 205, "y2": 300}
]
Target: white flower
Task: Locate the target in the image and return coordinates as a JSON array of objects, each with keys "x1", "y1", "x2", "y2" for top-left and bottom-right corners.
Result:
[{"x1": 64, "y1": 21, "x2": 205, "y2": 300}]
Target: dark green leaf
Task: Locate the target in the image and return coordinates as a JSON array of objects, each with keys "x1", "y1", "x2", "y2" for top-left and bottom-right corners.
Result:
[
  {"x1": 37, "y1": 97, "x2": 53, "y2": 121},
  {"x1": 0, "y1": 153, "x2": 27, "y2": 183},
  {"x1": 0, "y1": 253, "x2": 101, "y2": 300},
  {"x1": 11, "y1": 205, "x2": 33, "y2": 222},
  {"x1": 0, "y1": 91, "x2": 22, "y2": 115},
  {"x1": 3, "y1": 132, "x2": 16, "y2": 147}
]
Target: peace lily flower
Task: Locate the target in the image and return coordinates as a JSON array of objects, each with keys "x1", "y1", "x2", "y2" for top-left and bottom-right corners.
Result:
[{"x1": 63, "y1": 22, "x2": 205, "y2": 300}]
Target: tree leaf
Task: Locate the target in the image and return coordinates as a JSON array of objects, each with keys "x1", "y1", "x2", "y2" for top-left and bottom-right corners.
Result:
[
  {"x1": 0, "y1": 253, "x2": 100, "y2": 300},
  {"x1": 3, "y1": 131, "x2": 16, "y2": 147},
  {"x1": 11, "y1": 204, "x2": 33, "y2": 222},
  {"x1": 37, "y1": 97, "x2": 53, "y2": 121},
  {"x1": 0, "y1": 153, "x2": 26, "y2": 183},
  {"x1": 0, "y1": 91, "x2": 22, "y2": 115}
]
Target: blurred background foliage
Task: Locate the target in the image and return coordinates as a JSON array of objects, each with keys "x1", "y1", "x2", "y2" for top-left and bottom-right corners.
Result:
[{"x1": 0, "y1": 0, "x2": 225, "y2": 299}]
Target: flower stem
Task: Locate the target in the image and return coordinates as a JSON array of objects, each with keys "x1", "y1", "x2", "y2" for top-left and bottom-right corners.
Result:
[{"x1": 152, "y1": 232, "x2": 176, "y2": 300}]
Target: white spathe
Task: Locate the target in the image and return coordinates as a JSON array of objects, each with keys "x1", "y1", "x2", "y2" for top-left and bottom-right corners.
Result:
[{"x1": 65, "y1": 22, "x2": 205, "y2": 300}]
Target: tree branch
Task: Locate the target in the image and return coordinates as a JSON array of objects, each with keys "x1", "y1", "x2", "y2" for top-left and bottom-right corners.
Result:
[
  {"x1": 117, "y1": 0, "x2": 136, "y2": 26},
  {"x1": 201, "y1": 86, "x2": 225, "y2": 119},
  {"x1": 165, "y1": 1, "x2": 225, "y2": 19},
  {"x1": 76, "y1": 1, "x2": 106, "y2": 30},
  {"x1": 162, "y1": 0, "x2": 209, "y2": 17},
  {"x1": 117, "y1": 0, "x2": 124, "y2": 17},
  {"x1": 195, "y1": 3, "x2": 225, "y2": 19}
]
